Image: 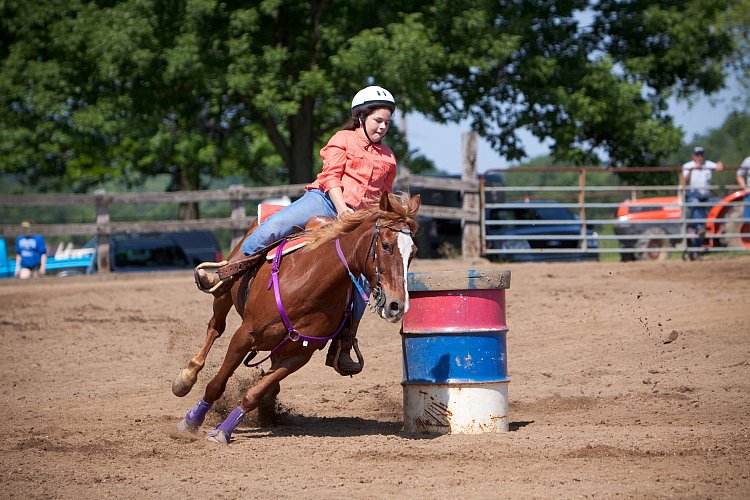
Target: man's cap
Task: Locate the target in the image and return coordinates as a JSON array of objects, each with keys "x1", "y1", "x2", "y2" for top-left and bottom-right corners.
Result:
[{"x1": 693, "y1": 146, "x2": 705, "y2": 155}]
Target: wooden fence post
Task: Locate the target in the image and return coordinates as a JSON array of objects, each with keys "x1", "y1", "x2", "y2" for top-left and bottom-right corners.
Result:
[
  {"x1": 94, "y1": 189, "x2": 111, "y2": 273},
  {"x1": 462, "y1": 131, "x2": 480, "y2": 258},
  {"x1": 229, "y1": 184, "x2": 247, "y2": 252}
]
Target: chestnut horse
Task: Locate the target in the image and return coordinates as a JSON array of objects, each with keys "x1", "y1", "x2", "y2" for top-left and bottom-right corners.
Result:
[{"x1": 173, "y1": 192, "x2": 420, "y2": 444}]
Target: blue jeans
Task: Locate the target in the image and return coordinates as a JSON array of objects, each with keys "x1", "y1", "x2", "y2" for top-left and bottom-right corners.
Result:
[
  {"x1": 744, "y1": 194, "x2": 750, "y2": 220},
  {"x1": 685, "y1": 192, "x2": 709, "y2": 231},
  {"x1": 686, "y1": 192, "x2": 709, "y2": 249},
  {"x1": 241, "y1": 189, "x2": 337, "y2": 255}
]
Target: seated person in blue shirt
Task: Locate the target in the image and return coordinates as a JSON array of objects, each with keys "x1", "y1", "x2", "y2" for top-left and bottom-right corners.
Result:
[{"x1": 15, "y1": 221, "x2": 47, "y2": 279}]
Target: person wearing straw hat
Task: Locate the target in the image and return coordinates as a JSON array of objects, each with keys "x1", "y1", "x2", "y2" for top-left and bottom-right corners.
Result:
[{"x1": 14, "y1": 221, "x2": 47, "y2": 279}]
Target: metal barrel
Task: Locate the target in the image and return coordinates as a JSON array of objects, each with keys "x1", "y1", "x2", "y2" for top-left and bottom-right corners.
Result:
[{"x1": 401, "y1": 269, "x2": 511, "y2": 434}]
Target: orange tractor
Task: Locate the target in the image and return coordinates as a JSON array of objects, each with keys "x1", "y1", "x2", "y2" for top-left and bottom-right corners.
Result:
[{"x1": 614, "y1": 189, "x2": 750, "y2": 260}]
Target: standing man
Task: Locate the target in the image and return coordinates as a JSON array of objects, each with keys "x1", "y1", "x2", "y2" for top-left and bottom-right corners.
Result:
[
  {"x1": 681, "y1": 146, "x2": 724, "y2": 258},
  {"x1": 737, "y1": 154, "x2": 750, "y2": 219},
  {"x1": 15, "y1": 221, "x2": 47, "y2": 279}
]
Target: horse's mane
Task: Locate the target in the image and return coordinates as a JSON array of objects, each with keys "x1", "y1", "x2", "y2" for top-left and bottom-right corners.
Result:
[{"x1": 304, "y1": 192, "x2": 420, "y2": 251}]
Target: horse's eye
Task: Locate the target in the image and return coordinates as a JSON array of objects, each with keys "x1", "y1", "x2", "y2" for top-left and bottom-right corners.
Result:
[{"x1": 382, "y1": 242, "x2": 392, "y2": 253}]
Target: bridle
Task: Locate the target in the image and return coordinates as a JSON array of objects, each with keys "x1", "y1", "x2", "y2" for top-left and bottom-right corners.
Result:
[{"x1": 366, "y1": 218, "x2": 412, "y2": 312}]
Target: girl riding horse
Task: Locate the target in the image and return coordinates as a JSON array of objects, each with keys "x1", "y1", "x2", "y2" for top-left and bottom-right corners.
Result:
[
  {"x1": 179, "y1": 192, "x2": 420, "y2": 445},
  {"x1": 198, "y1": 85, "x2": 399, "y2": 375}
]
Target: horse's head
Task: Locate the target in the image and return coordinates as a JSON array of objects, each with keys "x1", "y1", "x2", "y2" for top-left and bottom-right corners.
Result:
[
  {"x1": 303, "y1": 192, "x2": 421, "y2": 323},
  {"x1": 365, "y1": 193, "x2": 421, "y2": 323}
]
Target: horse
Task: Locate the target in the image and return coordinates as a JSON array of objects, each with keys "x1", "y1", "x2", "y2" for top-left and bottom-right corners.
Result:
[{"x1": 173, "y1": 192, "x2": 421, "y2": 444}]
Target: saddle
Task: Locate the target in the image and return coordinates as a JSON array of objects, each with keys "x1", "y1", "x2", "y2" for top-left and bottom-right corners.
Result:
[{"x1": 194, "y1": 205, "x2": 333, "y2": 296}]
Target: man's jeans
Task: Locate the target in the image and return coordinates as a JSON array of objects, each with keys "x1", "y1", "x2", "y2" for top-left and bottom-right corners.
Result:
[{"x1": 686, "y1": 192, "x2": 709, "y2": 249}]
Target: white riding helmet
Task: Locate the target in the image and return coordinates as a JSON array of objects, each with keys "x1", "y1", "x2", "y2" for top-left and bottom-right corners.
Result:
[{"x1": 350, "y1": 86, "x2": 396, "y2": 117}]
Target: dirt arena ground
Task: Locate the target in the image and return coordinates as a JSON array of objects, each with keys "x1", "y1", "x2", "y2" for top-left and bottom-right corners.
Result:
[{"x1": 1, "y1": 255, "x2": 749, "y2": 499}]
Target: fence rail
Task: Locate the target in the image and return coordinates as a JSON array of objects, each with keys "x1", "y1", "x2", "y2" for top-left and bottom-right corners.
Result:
[
  {"x1": 0, "y1": 175, "x2": 479, "y2": 237},
  {"x1": 2, "y1": 166, "x2": 748, "y2": 267},
  {"x1": 481, "y1": 166, "x2": 750, "y2": 261},
  {"x1": 0, "y1": 174, "x2": 481, "y2": 270}
]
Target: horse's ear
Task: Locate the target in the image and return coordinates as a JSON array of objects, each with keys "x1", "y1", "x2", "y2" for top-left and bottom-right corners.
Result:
[
  {"x1": 379, "y1": 192, "x2": 393, "y2": 212},
  {"x1": 409, "y1": 194, "x2": 421, "y2": 211},
  {"x1": 408, "y1": 194, "x2": 421, "y2": 216}
]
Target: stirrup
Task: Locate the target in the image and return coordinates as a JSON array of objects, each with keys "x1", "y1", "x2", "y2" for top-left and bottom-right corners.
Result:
[
  {"x1": 331, "y1": 338, "x2": 364, "y2": 376},
  {"x1": 194, "y1": 261, "x2": 230, "y2": 294}
]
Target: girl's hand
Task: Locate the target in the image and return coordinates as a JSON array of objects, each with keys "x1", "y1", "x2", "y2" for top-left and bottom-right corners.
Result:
[{"x1": 338, "y1": 207, "x2": 355, "y2": 218}]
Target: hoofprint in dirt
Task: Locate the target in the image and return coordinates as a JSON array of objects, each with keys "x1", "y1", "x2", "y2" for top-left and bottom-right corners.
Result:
[{"x1": 0, "y1": 258, "x2": 748, "y2": 498}]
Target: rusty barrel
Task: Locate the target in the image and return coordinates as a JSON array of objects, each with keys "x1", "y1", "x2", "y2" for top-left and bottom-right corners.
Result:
[{"x1": 401, "y1": 270, "x2": 511, "y2": 434}]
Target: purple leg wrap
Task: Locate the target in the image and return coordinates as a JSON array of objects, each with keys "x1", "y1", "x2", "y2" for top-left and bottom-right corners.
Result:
[
  {"x1": 185, "y1": 398, "x2": 213, "y2": 428},
  {"x1": 215, "y1": 407, "x2": 246, "y2": 437}
]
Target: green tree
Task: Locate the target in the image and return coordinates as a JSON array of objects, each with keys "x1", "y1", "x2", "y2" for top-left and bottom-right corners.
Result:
[
  {"x1": 0, "y1": 0, "x2": 294, "y2": 218},
  {"x1": 418, "y1": 0, "x2": 733, "y2": 167},
  {"x1": 0, "y1": 0, "x2": 739, "y2": 201},
  {"x1": 718, "y1": 0, "x2": 750, "y2": 105}
]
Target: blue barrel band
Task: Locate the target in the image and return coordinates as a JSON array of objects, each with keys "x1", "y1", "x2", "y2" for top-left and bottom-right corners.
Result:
[{"x1": 401, "y1": 331, "x2": 508, "y2": 384}]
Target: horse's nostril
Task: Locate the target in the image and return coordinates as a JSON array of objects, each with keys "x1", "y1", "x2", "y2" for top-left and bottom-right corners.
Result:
[{"x1": 388, "y1": 301, "x2": 401, "y2": 313}]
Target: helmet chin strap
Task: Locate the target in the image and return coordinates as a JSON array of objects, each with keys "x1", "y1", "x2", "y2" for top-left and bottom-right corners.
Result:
[{"x1": 359, "y1": 115, "x2": 380, "y2": 145}]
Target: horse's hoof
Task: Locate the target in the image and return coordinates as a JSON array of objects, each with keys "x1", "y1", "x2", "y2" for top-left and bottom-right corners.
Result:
[
  {"x1": 171, "y1": 369, "x2": 197, "y2": 397},
  {"x1": 206, "y1": 428, "x2": 230, "y2": 445},
  {"x1": 177, "y1": 418, "x2": 199, "y2": 434}
]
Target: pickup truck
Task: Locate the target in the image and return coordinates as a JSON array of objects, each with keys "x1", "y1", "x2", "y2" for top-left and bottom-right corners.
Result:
[
  {"x1": 0, "y1": 238, "x2": 95, "y2": 278},
  {"x1": 485, "y1": 200, "x2": 600, "y2": 262},
  {"x1": 107, "y1": 231, "x2": 222, "y2": 272}
]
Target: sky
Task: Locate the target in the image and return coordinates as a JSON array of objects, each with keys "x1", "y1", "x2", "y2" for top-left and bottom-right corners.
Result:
[{"x1": 403, "y1": 78, "x2": 744, "y2": 175}]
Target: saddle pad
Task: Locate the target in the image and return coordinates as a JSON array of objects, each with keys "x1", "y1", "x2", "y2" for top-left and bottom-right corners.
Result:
[
  {"x1": 258, "y1": 203, "x2": 285, "y2": 224},
  {"x1": 265, "y1": 239, "x2": 310, "y2": 260}
]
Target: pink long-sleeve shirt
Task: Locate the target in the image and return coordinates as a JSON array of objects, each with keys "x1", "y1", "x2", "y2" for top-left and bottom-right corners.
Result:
[{"x1": 306, "y1": 128, "x2": 397, "y2": 210}]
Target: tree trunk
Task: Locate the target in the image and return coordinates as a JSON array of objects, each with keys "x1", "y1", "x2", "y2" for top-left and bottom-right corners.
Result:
[
  {"x1": 179, "y1": 200, "x2": 199, "y2": 220},
  {"x1": 287, "y1": 96, "x2": 315, "y2": 185},
  {"x1": 174, "y1": 166, "x2": 200, "y2": 220}
]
